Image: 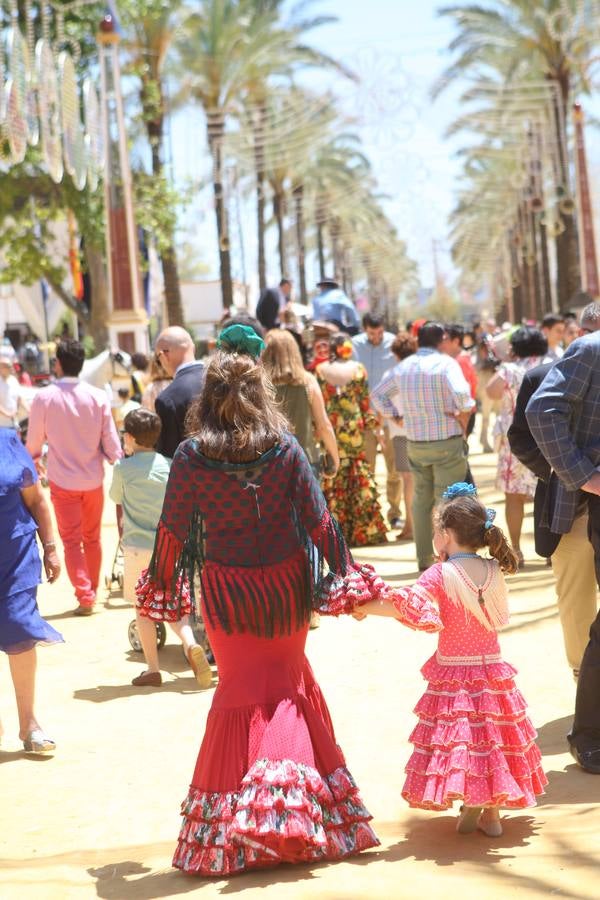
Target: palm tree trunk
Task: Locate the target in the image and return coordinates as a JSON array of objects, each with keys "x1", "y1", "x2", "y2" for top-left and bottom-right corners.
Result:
[
  {"x1": 208, "y1": 114, "x2": 233, "y2": 309},
  {"x1": 538, "y1": 217, "x2": 553, "y2": 313},
  {"x1": 330, "y1": 218, "x2": 342, "y2": 275},
  {"x1": 316, "y1": 220, "x2": 325, "y2": 280},
  {"x1": 254, "y1": 105, "x2": 267, "y2": 292},
  {"x1": 85, "y1": 243, "x2": 109, "y2": 349},
  {"x1": 273, "y1": 189, "x2": 286, "y2": 276},
  {"x1": 293, "y1": 185, "x2": 307, "y2": 303},
  {"x1": 144, "y1": 85, "x2": 185, "y2": 326},
  {"x1": 529, "y1": 212, "x2": 542, "y2": 320},
  {"x1": 552, "y1": 81, "x2": 580, "y2": 307}
]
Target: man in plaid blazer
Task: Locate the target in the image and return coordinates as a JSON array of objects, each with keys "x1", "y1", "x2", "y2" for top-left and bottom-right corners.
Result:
[{"x1": 526, "y1": 324, "x2": 600, "y2": 773}]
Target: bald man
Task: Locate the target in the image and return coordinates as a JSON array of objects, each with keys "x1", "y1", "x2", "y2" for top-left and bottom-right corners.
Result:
[{"x1": 154, "y1": 327, "x2": 205, "y2": 458}]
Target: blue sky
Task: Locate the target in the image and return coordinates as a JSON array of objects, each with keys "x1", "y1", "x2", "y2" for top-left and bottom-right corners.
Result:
[{"x1": 168, "y1": 0, "x2": 600, "y2": 295}]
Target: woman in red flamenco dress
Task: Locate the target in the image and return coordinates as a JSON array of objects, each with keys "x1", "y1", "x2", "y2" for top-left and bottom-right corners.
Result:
[{"x1": 136, "y1": 331, "x2": 440, "y2": 877}]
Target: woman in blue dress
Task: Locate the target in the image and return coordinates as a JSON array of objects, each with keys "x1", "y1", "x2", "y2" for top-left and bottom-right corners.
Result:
[{"x1": 0, "y1": 428, "x2": 63, "y2": 752}]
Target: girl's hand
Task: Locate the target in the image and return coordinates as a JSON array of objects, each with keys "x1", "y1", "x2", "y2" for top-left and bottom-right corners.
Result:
[{"x1": 43, "y1": 548, "x2": 61, "y2": 583}]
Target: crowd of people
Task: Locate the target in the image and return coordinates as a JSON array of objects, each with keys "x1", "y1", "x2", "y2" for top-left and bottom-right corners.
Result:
[{"x1": 2, "y1": 287, "x2": 600, "y2": 878}]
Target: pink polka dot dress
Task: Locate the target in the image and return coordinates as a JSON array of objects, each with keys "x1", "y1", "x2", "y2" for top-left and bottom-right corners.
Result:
[{"x1": 397, "y1": 560, "x2": 547, "y2": 811}]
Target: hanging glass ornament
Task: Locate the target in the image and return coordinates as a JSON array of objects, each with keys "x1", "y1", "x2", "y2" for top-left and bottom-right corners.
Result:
[
  {"x1": 5, "y1": 28, "x2": 27, "y2": 162},
  {"x1": 36, "y1": 39, "x2": 63, "y2": 183},
  {"x1": 83, "y1": 78, "x2": 103, "y2": 190},
  {"x1": 59, "y1": 51, "x2": 86, "y2": 189}
]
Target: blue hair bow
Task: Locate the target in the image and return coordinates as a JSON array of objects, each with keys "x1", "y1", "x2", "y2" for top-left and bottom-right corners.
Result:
[
  {"x1": 484, "y1": 508, "x2": 497, "y2": 530},
  {"x1": 442, "y1": 482, "x2": 477, "y2": 501}
]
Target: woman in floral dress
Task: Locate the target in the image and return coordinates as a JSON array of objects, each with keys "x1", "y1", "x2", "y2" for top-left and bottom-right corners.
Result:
[
  {"x1": 486, "y1": 327, "x2": 548, "y2": 566},
  {"x1": 316, "y1": 334, "x2": 388, "y2": 546}
]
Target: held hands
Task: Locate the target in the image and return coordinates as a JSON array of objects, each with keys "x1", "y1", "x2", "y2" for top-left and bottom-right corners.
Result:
[
  {"x1": 43, "y1": 548, "x2": 61, "y2": 583},
  {"x1": 582, "y1": 472, "x2": 600, "y2": 497}
]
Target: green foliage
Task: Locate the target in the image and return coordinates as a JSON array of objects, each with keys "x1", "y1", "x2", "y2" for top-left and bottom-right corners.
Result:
[{"x1": 133, "y1": 172, "x2": 182, "y2": 255}]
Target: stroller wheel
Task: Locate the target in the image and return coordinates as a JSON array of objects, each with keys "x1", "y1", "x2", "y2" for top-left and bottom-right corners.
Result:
[
  {"x1": 128, "y1": 619, "x2": 142, "y2": 652},
  {"x1": 128, "y1": 620, "x2": 167, "y2": 652}
]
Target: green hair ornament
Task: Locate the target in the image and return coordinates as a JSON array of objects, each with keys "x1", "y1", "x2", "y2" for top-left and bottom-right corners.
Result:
[{"x1": 216, "y1": 324, "x2": 265, "y2": 359}]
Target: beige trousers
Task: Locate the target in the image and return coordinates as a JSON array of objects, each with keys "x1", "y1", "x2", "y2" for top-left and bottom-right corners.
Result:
[
  {"x1": 551, "y1": 514, "x2": 598, "y2": 671},
  {"x1": 363, "y1": 426, "x2": 402, "y2": 520}
]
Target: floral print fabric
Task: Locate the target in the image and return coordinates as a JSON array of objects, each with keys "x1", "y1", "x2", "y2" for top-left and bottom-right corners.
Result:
[
  {"x1": 493, "y1": 358, "x2": 543, "y2": 497},
  {"x1": 317, "y1": 365, "x2": 388, "y2": 546}
]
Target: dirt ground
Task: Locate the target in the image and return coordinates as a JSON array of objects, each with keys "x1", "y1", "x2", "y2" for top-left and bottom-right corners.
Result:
[{"x1": 1, "y1": 445, "x2": 599, "y2": 900}]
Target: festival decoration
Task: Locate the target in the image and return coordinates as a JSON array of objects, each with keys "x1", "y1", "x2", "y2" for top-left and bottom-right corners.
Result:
[{"x1": 0, "y1": 1, "x2": 102, "y2": 191}]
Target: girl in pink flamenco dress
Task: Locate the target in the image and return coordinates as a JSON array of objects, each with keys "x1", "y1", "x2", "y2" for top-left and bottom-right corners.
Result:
[{"x1": 357, "y1": 483, "x2": 547, "y2": 837}]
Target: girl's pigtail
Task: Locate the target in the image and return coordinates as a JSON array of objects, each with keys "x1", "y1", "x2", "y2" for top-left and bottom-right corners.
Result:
[{"x1": 484, "y1": 525, "x2": 519, "y2": 575}]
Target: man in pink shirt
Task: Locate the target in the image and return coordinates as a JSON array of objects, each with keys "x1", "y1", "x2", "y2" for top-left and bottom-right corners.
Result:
[{"x1": 27, "y1": 340, "x2": 122, "y2": 615}]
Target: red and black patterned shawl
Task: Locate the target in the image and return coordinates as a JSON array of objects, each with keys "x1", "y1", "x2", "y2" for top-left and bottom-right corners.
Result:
[{"x1": 147, "y1": 434, "x2": 352, "y2": 636}]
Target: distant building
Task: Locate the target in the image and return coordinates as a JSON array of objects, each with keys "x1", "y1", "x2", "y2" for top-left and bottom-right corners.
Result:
[{"x1": 180, "y1": 280, "x2": 250, "y2": 337}]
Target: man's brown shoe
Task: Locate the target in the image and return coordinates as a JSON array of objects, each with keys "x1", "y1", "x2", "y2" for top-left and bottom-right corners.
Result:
[{"x1": 73, "y1": 605, "x2": 94, "y2": 617}]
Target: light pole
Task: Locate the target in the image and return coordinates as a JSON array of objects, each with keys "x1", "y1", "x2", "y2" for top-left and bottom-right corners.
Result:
[{"x1": 97, "y1": 13, "x2": 148, "y2": 353}]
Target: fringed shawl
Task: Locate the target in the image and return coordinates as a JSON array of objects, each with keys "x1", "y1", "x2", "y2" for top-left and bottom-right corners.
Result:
[
  {"x1": 441, "y1": 559, "x2": 509, "y2": 632},
  {"x1": 142, "y1": 434, "x2": 352, "y2": 637}
]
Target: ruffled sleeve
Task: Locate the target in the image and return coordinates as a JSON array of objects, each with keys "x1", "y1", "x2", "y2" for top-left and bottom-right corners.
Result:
[
  {"x1": 390, "y1": 564, "x2": 444, "y2": 633},
  {"x1": 135, "y1": 442, "x2": 200, "y2": 621}
]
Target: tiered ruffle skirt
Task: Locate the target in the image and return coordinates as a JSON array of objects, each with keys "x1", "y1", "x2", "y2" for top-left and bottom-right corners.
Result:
[{"x1": 402, "y1": 654, "x2": 547, "y2": 810}]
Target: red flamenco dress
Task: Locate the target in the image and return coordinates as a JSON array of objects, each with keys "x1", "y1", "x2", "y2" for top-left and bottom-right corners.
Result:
[
  {"x1": 136, "y1": 435, "x2": 439, "y2": 876},
  {"x1": 397, "y1": 561, "x2": 548, "y2": 811}
]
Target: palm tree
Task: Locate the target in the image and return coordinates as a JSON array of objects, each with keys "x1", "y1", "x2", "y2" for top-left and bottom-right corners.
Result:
[
  {"x1": 123, "y1": 0, "x2": 186, "y2": 326},
  {"x1": 435, "y1": 0, "x2": 599, "y2": 306},
  {"x1": 177, "y1": 1, "x2": 278, "y2": 307}
]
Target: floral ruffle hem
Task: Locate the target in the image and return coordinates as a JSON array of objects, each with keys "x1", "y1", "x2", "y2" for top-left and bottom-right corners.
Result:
[
  {"x1": 173, "y1": 758, "x2": 379, "y2": 876},
  {"x1": 402, "y1": 654, "x2": 547, "y2": 810}
]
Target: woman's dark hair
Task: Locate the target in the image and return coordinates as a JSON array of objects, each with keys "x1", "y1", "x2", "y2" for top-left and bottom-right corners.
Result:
[
  {"x1": 328, "y1": 331, "x2": 352, "y2": 360},
  {"x1": 185, "y1": 351, "x2": 289, "y2": 462},
  {"x1": 509, "y1": 326, "x2": 548, "y2": 359},
  {"x1": 56, "y1": 339, "x2": 85, "y2": 376},
  {"x1": 124, "y1": 408, "x2": 162, "y2": 448},
  {"x1": 219, "y1": 313, "x2": 265, "y2": 338},
  {"x1": 445, "y1": 323, "x2": 465, "y2": 343},
  {"x1": 131, "y1": 352, "x2": 149, "y2": 371},
  {"x1": 435, "y1": 495, "x2": 518, "y2": 575},
  {"x1": 391, "y1": 330, "x2": 417, "y2": 361}
]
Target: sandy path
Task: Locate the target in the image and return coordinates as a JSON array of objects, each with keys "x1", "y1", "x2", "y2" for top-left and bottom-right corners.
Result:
[{"x1": 1, "y1": 446, "x2": 598, "y2": 899}]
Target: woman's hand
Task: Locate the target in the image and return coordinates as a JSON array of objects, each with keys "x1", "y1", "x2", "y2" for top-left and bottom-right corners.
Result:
[{"x1": 43, "y1": 547, "x2": 61, "y2": 583}]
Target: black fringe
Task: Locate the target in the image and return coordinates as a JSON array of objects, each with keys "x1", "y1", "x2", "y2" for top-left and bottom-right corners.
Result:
[{"x1": 148, "y1": 505, "x2": 351, "y2": 638}]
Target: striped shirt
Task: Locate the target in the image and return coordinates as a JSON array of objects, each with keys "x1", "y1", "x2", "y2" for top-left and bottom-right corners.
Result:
[{"x1": 371, "y1": 348, "x2": 474, "y2": 442}]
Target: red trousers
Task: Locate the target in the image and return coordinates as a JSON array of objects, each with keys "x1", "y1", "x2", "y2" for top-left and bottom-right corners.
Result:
[{"x1": 49, "y1": 482, "x2": 104, "y2": 606}]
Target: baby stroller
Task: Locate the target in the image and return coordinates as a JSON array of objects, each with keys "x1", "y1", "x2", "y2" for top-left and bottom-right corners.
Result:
[{"x1": 105, "y1": 540, "x2": 124, "y2": 592}]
